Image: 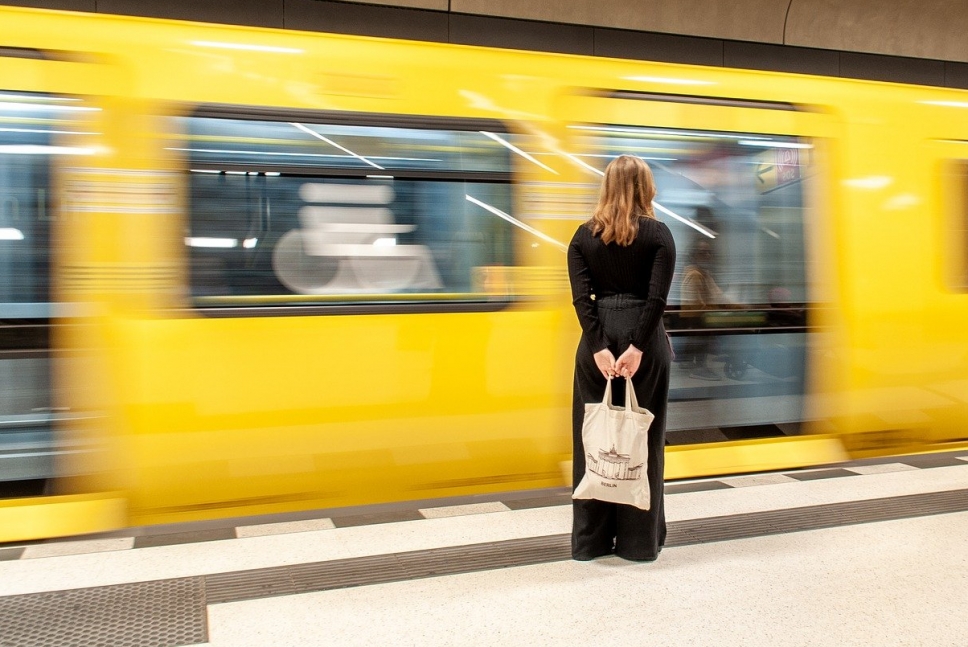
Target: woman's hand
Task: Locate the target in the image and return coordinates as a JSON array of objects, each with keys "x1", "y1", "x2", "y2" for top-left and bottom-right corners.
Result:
[
  {"x1": 615, "y1": 344, "x2": 643, "y2": 378},
  {"x1": 593, "y1": 348, "x2": 617, "y2": 379}
]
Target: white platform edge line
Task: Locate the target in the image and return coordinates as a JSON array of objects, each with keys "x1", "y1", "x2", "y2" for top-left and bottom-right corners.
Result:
[{"x1": 2, "y1": 465, "x2": 968, "y2": 596}]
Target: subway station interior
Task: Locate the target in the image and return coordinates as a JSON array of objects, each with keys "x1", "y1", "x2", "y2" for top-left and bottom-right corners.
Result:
[{"x1": 1, "y1": 1, "x2": 968, "y2": 645}]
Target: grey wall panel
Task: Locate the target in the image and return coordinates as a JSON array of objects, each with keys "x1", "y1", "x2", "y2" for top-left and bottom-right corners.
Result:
[
  {"x1": 0, "y1": 0, "x2": 94, "y2": 11},
  {"x1": 593, "y1": 28, "x2": 724, "y2": 67},
  {"x1": 786, "y1": 0, "x2": 968, "y2": 63},
  {"x1": 724, "y1": 41, "x2": 840, "y2": 77},
  {"x1": 96, "y1": 0, "x2": 285, "y2": 28},
  {"x1": 451, "y1": 0, "x2": 791, "y2": 44},
  {"x1": 3, "y1": 0, "x2": 966, "y2": 91},
  {"x1": 945, "y1": 62, "x2": 968, "y2": 90},
  {"x1": 449, "y1": 13, "x2": 594, "y2": 56},
  {"x1": 285, "y1": 0, "x2": 449, "y2": 41},
  {"x1": 8, "y1": 0, "x2": 968, "y2": 70},
  {"x1": 839, "y1": 51, "x2": 945, "y2": 86}
]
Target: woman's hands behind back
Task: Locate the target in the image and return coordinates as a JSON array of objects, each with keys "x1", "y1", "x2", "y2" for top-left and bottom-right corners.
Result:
[
  {"x1": 593, "y1": 348, "x2": 617, "y2": 379},
  {"x1": 615, "y1": 344, "x2": 643, "y2": 378}
]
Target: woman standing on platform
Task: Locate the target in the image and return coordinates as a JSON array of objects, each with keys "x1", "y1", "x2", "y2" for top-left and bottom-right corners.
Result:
[{"x1": 567, "y1": 155, "x2": 676, "y2": 561}]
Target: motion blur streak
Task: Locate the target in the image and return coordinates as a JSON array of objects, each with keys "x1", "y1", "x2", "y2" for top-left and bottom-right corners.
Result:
[{"x1": 0, "y1": 4, "x2": 966, "y2": 542}]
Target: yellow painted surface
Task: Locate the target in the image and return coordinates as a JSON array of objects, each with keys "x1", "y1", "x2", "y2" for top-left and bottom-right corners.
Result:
[
  {"x1": 1, "y1": 5, "x2": 968, "y2": 533},
  {"x1": 665, "y1": 436, "x2": 850, "y2": 481},
  {"x1": 0, "y1": 495, "x2": 126, "y2": 543}
]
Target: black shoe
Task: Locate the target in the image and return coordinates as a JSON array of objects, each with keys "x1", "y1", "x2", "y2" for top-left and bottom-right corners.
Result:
[
  {"x1": 615, "y1": 545, "x2": 661, "y2": 562},
  {"x1": 572, "y1": 546, "x2": 614, "y2": 561},
  {"x1": 614, "y1": 552, "x2": 659, "y2": 562}
]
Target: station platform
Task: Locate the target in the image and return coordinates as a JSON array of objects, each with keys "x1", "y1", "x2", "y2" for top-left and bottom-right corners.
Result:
[{"x1": 1, "y1": 451, "x2": 967, "y2": 646}]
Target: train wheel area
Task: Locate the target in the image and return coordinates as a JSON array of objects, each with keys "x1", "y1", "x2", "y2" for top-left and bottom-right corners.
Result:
[{"x1": 1, "y1": 449, "x2": 966, "y2": 646}]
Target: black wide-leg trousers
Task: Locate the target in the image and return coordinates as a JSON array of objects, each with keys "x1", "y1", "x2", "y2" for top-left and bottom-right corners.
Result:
[{"x1": 571, "y1": 296, "x2": 670, "y2": 561}]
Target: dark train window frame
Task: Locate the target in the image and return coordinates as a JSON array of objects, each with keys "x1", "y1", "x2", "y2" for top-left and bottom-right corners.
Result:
[{"x1": 180, "y1": 105, "x2": 520, "y2": 318}]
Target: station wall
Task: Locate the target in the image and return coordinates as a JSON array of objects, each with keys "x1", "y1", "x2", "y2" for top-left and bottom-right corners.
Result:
[{"x1": 2, "y1": 0, "x2": 967, "y2": 88}]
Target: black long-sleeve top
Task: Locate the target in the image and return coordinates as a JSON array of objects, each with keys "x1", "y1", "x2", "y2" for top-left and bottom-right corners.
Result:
[{"x1": 567, "y1": 218, "x2": 676, "y2": 353}]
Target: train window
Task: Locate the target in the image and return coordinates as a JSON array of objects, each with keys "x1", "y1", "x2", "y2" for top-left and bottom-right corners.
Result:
[
  {"x1": 570, "y1": 123, "x2": 811, "y2": 439},
  {"x1": 0, "y1": 91, "x2": 59, "y2": 316},
  {"x1": 178, "y1": 112, "x2": 516, "y2": 312},
  {"x1": 569, "y1": 124, "x2": 810, "y2": 308}
]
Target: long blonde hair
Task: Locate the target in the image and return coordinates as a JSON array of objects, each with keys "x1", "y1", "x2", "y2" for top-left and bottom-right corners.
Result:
[{"x1": 589, "y1": 155, "x2": 657, "y2": 246}]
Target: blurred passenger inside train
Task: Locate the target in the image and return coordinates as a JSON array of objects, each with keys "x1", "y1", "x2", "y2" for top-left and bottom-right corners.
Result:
[{"x1": 680, "y1": 236, "x2": 728, "y2": 381}]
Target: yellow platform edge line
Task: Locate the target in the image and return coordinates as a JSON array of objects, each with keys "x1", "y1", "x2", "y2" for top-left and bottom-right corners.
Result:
[
  {"x1": 664, "y1": 434, "x2": 849, "y2": 480},
  {"x1": 0, "y1": 494, "x2": 126, "y2": 543}
]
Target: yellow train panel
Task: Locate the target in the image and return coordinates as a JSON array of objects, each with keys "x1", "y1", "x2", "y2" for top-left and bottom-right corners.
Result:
[{"x1": 2, "y1": 5, "x2": 968, "y2": 536}]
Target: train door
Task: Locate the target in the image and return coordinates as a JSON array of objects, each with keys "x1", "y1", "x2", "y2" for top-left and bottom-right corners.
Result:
[
  {"x1": 0, "y1": 49, "x2": 101, "y2": 494},
  {"x1": 0, "y1": 45, "x2": 125, "y2": 540},
  {"x1": 926, "y1": 139, "x2": 968, "y2": 445},
  {"x1": 558, "y1": 87, "x2": 844, "y2": 477},
  {"x1": 0, "y1": 82, "x2": 57, "y2": 495}
]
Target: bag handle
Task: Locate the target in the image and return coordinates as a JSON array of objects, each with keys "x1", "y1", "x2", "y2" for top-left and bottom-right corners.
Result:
[
  {"x1": 602, "y1": 377, "x2": 614, "y2": 407},
  {"x1": 602, "y1": 377, "x2": 640, "y2": 411},
  {"x1": 624, "y1": 376, "x2": 640, "y2": 411}
]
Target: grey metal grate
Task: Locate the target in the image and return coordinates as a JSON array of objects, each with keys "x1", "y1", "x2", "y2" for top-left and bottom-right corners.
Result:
[{"x1": 0, "y1": 578, "x2": 205, "y2": 647}]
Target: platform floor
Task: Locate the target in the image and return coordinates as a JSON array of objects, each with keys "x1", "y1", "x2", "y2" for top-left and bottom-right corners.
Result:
[{"x1": 1, "y1": 452, "x2": 967, "y2": 646}]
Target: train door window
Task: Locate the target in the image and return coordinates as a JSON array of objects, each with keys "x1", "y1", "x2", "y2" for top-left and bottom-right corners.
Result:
[
  {"x1": 176, "y1": 110, "x2": 516, "y2": 312},
  {"x1": 942, "y1": 159, "x2": 968, "y2": 290},
  {"x1": 0, "y1": 91, "x2": 59, "y2": 314},
  {"x1": 569, "y1": 123, "x2": 812, "y2": 440},
  {"x1": 570, "y1": 124, "x2": 810, "y2": 305},
  {"x1": 0, "y1": 91, "x2": 80, "y2": 485}
]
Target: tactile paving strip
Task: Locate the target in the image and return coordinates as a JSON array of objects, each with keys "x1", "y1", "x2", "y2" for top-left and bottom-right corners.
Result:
[
  {"x1": 0, "y1": 578, "x2": 206, "y2": 647},
  {"x1": 204, "y1": 535, "x2": 570, "y2": 604},
  {"x1": 666, "y1": 487, "x2": 968, "y2": 545}
]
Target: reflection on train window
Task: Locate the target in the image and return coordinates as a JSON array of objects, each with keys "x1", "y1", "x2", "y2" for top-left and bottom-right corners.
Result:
[
  {"x1": 571, "y1": 124, "x2": 809, "y2": 308},
  {"x1": 571, "y1": 124, "x2": 812, "y2": 440},
  {"x1": 0, "y1": 91, "x2": 57, "y2": 317},
  {"x1": 181, "y1": 115, "x2": 515, "y2": 308}
]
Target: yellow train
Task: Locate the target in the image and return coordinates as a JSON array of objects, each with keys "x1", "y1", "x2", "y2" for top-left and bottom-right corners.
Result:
[{"x1": 2, "y1": 5, "x2": 967, "y2": 541}]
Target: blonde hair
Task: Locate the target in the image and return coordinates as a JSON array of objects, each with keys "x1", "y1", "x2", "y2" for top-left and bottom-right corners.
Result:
[{"x1": 589, "y1": 155, "x2": 657, "y2": 246}]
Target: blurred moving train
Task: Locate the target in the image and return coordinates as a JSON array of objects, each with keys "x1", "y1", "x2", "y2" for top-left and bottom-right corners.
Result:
[{"x1": 3, "y1": 5, "x2": 968, "y2": 541}]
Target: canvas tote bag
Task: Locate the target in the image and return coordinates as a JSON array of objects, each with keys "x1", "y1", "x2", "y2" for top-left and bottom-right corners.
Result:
[{"x1": 573, "y1": 377, "x2": 655, "y2": 510}]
